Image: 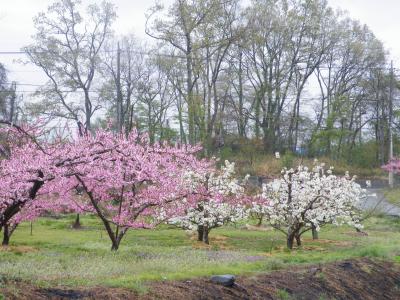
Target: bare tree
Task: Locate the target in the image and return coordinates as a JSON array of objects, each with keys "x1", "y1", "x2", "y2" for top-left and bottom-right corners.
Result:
[
  {"x1": 0, "y1": 64, "x2": 20, "y2": 124},
  {"x1": 136, "y1": 56, "x2": 174, "y2": 143},
  {"x1": 100, "y1": 35, "x2": 147, "y2": 133},
  {"x1": 24, "y1": 0, "x2": 116, "y2": 132},
  {"x1": 146, "y1": 0, "x2": 233, "y2": 145}
]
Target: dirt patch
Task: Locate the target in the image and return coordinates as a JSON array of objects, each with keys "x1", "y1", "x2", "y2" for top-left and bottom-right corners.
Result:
[
  {"x1": 259, "y1": 239, "x2": 353, "y2": 254},
  {"x1": 300, "y1": 238, "x2": 353, "y2": 251},
  {"x1": 302, "y1": 238, "x2": 353, "y2": 246},
  {"x1": 243, "y1": 224, "x2": 273, "y2": 231},
  {"x1": 0, "y1": 245, "x2": 38, "y2": 253},
  {"x1": 143, "y1": 258, "x2": 400, "y2": 300},
  {"x1": 1, "y1": 258, "x2": 400, "y2": 299},
  {"x1": 190, "y1": 235, "x2": 233, "y2": 250},
  {"x1": 0, "y1": 283, "x2": 135, "y2": 300},
  {"x1": 343, "y1": 230, "x2": 369, "y2": 237}
]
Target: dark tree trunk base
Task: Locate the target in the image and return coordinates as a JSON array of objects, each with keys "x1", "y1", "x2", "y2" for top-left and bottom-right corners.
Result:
[
  {"x1": 2, "y1": 224, "x2": 10, "y2": 246},
  {"x1": 197, "y1": 225, "x2": 204, "y2": 241},
  {"x1": 287, "y1": 236, "x2": 294, "y2": 249},
  {"x1": 295, "y1": 235, "x2": 301, "y2": 247},
  {"x1": 312, "y1": 226, "x2": 319, "y2": 240},
  {"x1": 202, "y1": 229, "x2": 210, "y2": 245},
  {"x1": 72, "y1": 214, "x2": 82, "y2": 229}
]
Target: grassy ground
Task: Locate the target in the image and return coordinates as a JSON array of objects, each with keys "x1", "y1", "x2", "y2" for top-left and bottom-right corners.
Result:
[
  {"x1": 1, "y1": 214, "x2": 400, "y2": 292},
  {"x1": 383, "y1": 187, "x2": 400, "y2": 206}
]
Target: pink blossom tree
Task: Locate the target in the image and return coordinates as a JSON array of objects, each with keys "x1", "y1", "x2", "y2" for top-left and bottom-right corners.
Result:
[
  {"x1": 383, "y1": 159, "x2": 400, "y2": 174},
  {"x1": 2, "y1": 197, "x2": 52, "y2": 245},
  {"x1": 0, "y1": 121, "x2": 209, "y2": 249},
  {"x1": 55, "y1": 129, "x2": 210, "y2": 250},
  {"x1": 0, "y1": 121, "x2": 59, "y2": 245},
  {"x1": 0, "y1": 122, "x2": 109, "y2": 244}
]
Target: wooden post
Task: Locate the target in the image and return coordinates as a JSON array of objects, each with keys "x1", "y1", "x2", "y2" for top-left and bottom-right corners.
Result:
[{"x1": 389, "y1": 61, "x2": 394, "y2": 188}]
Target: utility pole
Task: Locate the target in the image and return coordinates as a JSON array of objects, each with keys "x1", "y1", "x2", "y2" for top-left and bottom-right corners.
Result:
[
  {"x1": 116, "y1": 42, "x2": 123, "y2": 132},
  {"x1": 389, "y1": 60, "x2": 394, "y2": 188},
  {"x1": 9, "y1": 81, "x2": 16, "y2": 123}
]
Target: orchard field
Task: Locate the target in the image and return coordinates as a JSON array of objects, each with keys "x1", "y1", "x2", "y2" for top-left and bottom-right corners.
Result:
[
  {"x1": 3, "y1": 0, "x2": 400, "y2": 298},
  {"x1": 1, "y1": 213, "x2": 400, "y2": 298},
  {"x1": 1, "y1": 124, "x2": 400, "y2": 299}
]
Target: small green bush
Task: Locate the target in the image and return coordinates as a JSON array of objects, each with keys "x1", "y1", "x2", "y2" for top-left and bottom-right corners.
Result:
[{"x1": 276, "y1": 289, "x2": 292, "y2": 300}]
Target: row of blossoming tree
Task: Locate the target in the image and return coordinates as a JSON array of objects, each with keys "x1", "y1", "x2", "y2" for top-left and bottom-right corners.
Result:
[{"x1": 0, "y1": 122, "x2": 365, "y2": 250}]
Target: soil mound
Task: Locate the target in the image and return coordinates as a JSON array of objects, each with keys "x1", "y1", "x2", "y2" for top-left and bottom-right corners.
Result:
[{"x1": 2, "y1": 258, "x2": 399, "y2": 299}]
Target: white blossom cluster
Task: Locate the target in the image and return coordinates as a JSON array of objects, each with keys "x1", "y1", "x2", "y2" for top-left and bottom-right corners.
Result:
[
  {"x1": 248, "y1": 201, "x2": 268, "y2": 222},
  {"x1": 182, "y1": 160, "x2": 248, "y2": 196},
  {"x1": 260, "y1": 163, "x2": 365, "y2": 233},
  {"x1": 170, "y1": 161, "x2": 248, "y2": 231},
  {"x1": 169, "y1": 201, "x2": 247, "y2": 231}
]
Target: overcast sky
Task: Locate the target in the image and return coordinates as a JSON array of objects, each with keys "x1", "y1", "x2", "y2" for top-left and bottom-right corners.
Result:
[{"x1": 0, "y1": 0, "x2": 399, "y2": 89}]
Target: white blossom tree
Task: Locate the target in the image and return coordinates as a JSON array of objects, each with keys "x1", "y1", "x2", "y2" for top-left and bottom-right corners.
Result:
[
  {"x1": 248, "y1": 199, "x2": 267, "y2": 227},
  {"x1": 169, "y1": 160, "x2": 248, "y2": 244},
  {"x1": 259, "y1": 163, "x2": 364, "y2": 249}
]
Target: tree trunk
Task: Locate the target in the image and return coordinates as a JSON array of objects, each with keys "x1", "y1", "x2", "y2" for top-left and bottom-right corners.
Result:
[
  {"x1": 287, "y1": 234, "x2": 295, "y2": 250},
  {"x1": 295, "y1": 234, "x2": 301, "y2": 247},
  {"x1": 197, "y1": 225, "x2": 204, "y2": 241},
  {"x1": 256, "y1": 215, "x2": 263, "y2": 227},
  {"x1": 312, "y1": 225, "x2": 319, "y2": 240},
  {"x1": 202, "y1": 227, "x2": 210, "y2": 245},
  {"x1": 185, "y1": 36, "x2": 195, "y2": 145},
  {"x1": 2, "y1": 224, "x2": 10, "y2": 246},
  {"x1": 72, "y1": 213, "x2": 81, "y2": 229},
  {"x1": 287, "y1": 226, "x2": 301, "y2": 249},
  {"x1": 237, "y1": 47, "x2": 245, "y2": 137},
  {"x1": 111, "y1": 240, "x2": 119, "y2": 251},
  {"x1": 83, "y1": 87, "x2": 92, "y2": 133}
]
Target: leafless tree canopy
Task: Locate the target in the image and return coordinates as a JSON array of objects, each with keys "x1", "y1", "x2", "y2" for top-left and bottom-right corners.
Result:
[{"x1": 3, "y1": 0, "x2": 396, "y2": 167}]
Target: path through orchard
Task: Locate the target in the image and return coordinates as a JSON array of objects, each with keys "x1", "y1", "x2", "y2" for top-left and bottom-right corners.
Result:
[
  {"x1": 249, "y1": 176, "x2": 400, "y2": 217},
  {"x1": 363, "y1": 188, "x2": 400, "y2": 217}
]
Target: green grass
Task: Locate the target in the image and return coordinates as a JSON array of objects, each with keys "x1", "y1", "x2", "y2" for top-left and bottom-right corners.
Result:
[
  {"x1": 384, "y1": 187, "x2": 400, "y2": 206},
  {"x1": 276, "y1": 289, "x2": 292, "y2": 300},
  {"x1": 1, "y1": 214, "x2": 400, "y2": 290}
]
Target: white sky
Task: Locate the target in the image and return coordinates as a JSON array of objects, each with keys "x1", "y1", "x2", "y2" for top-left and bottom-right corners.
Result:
[
  {"x1": 329, "y1": 0, "x2": 400, "y2": 64},
  {"x1": 0, "y1": 0, "x2": 164, "y2": 87},
  {"x1": 0, "y1": 0, "x2": 399, "y2": 89}
]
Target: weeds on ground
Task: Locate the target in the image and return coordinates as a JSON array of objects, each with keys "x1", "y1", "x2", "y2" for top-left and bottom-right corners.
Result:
[{"x1": 0, "y1": 215, "x2": 399, "y2": 290}]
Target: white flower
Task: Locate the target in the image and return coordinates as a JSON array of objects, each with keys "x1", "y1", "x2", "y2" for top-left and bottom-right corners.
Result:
[
  {"x1": 169, "y1": 160, "x2": 248, "y2": 231},
  {"x1": 271, "y1": 181, "x2": 281, "y2": 192},
  {"x1": 257, "y1": 163, "x2": 364, "y2": 238}
]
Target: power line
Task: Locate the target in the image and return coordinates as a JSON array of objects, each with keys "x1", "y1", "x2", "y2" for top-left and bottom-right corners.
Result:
[
  {"x1": 0, "y1": 52, "x2": 26, "y2": 55},
  {"x1": 4, "y1": 82, "x2": 43, "y2": 87},
  {"x1": 0, "y1": 89, "x2": 103, "y2": 94},
  {"x1": 1, "y1": 88, "x2": 399, "y2": 104},
  {"x1": 0, "y1": 50, "x2": 186, "y2": 59},
  {"x1": 0, "y1": 50, "x2": 399, "y2": 71}
]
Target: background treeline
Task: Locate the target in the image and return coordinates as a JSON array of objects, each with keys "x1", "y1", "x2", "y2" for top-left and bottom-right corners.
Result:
[{"x1": 1, "y1": 0, "x2": 399, "y2": 173}]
